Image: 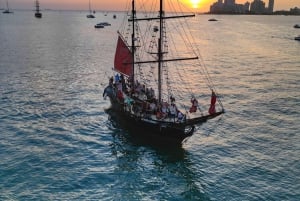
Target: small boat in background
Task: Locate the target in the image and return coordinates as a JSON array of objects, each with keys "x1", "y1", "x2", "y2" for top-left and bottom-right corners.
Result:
[
  {"x1": 86, "y1": 0, "x2": 95, "y2": 18},
  {"x1": 87, "y1": 14, "x2": 95, "y2": 18},
  {"x1": 208, "y1": 18, "x2": 218, "y2": 21},
  {"x1": 95, "y1": 22, "x2": 111, "y2": 28},
  {"x1": 295, "y1": 35, "x2": 300, "y2": 41},
  {"x1": 95, "y1": 24, "x2": 104, "y2": 28},
  {"x1": 3, "y1": 0, "x2": 13, "y2": 14},
  {"x1": 98, "y1": 22, "x2": 111, "y2": 26},
  {"x1": 34, "y1": 0, "x2": 42, "y2": 18},
  {"x1": 294, "y1": 24, "x2": 300, "y2": 28}
]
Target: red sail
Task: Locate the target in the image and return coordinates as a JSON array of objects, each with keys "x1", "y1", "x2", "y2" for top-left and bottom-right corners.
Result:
[{"x1": 114, "y1": 35, "x2": 133, "y2": 77}]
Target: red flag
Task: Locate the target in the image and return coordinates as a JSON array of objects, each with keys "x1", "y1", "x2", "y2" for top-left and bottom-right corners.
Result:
[{"x1": 114, "y1": 35, "x2": 133, "y2": 76}]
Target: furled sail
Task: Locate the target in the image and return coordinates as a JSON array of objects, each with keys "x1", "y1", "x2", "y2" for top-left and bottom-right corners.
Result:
[{"x1": 114, "y1": 35, "x2": 133, "y2": 77}]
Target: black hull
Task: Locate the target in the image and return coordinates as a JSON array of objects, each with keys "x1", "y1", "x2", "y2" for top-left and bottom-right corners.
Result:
[
  {"x1": 106, "y1": 105, "x2": 194, "y2": 145},
  {"x1": 87, "y1": 14, "x2": 95, "y2": 18},
  {"x1": 35, "y1": 13, "x2": 42, "y2": 18},
  {"x1": 104, "y1": 86, "x2": 223, "y2": 145},
  {"x1": 107, "y1": 97, "x2": 195, "y2": 145},
  {"x1": 3, "y1": 10, "x2": 13, "y2": 14}
]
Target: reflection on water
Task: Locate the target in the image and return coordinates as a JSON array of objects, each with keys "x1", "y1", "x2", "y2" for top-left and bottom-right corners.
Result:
[{"x1": 109, "y1": 125, "x2": 209, "y2": 200}]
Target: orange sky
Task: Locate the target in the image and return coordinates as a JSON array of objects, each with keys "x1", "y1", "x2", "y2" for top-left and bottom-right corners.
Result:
[{"x1": 3, "y1": 0, "x2": 299, "y2": 12}]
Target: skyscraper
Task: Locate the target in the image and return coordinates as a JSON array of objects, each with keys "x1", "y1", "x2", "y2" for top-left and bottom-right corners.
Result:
[
  {"x1": 250, "y1": 0, "x2": 266, "y2": 14},
  {"x1": 268, "y1": 0, "x2": 274, "y2": 13},
  {"x1": 224, "y1": 0, "x2": 235, "y2": 6}
]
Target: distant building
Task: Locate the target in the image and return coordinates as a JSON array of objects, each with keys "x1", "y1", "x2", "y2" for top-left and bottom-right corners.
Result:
[
  {"x1": 244, "y1": 2, "x2": 251, "y2": 12},
  {"x1": 267, "y1": 0, "x2": 274, "y2": 13},
  {"x1": 224, "y1": 0, "x2": 235, "y2": 6},
  {"x1": 290, "y1": 7, "x2": 300, "y2": 15},
  {"x1": 210, "y1": 0, "x2": 224, "y2": 13},
  {"x1": 250, "y1": 0, "x2": 266, "y2": 14},
  {"x1": 209, "y1": 0, "x2": 275, "y2": 14},
  {"x1": 273, "y1": 7, "x2": 300, "y2": 15},
  {"x1": 210, "y1": 0, "x2": 250, "y2": 14}
]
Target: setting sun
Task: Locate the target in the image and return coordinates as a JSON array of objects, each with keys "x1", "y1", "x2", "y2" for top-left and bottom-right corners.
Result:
[{"x1": 189, "y1": 0, "x2": 202, "y2": 9}]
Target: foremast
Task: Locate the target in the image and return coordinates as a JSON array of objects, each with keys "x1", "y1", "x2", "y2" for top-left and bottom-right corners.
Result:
[
  {"x1": 158, "y1": 0, "x2": 163, "y2": 104},
  {"x1": 88, "y1": 0, "x2": 92, "y2": 14}
]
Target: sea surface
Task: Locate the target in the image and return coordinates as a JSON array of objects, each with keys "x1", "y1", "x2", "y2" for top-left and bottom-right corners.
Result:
[{"x1": 0, "y1": 11, "x2": 299, "y2": 200}]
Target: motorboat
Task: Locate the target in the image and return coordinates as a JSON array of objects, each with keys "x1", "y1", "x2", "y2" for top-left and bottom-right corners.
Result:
[
  {"x1": 97, "y1": 22, "x2": 111, "y2": 26},
  {"x1": 94, "y1": 24, "x2": 104, "y2": 28},
  {"x1": 95, "y1": 22, "x2": 111, "y2": 28}
]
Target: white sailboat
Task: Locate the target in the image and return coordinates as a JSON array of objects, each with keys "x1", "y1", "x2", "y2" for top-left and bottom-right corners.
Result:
[
  {"x1": 86, "y1": 0, "x2": 95, "y2": 18},
  {"x1": 3, "y1": 0, "x2": 13, "y2": 14}
]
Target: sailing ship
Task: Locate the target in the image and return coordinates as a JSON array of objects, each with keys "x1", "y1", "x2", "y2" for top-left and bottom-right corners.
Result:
[
  {"x1": 3, "y1": 0, "x2": 13, "y2": 14},
  {"x1": 86, "y1": 0, "x2": 95, "y2": 18},
  {"x1": 103, "y1": 0, "x2": 225, "y2": 144},
  {"x1": 34, "y1": 0, "x2": 42, "y2": 18}
]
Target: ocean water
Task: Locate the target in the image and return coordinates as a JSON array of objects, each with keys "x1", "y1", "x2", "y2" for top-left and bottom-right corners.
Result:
[{"x1": 0, "y1": 11, "x2": 299, "y2": 200}]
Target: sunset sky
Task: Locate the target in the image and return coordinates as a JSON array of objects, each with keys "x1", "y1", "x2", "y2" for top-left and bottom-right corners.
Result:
[{"x1": 2, "y1": 0, "x2": 299, "y2": 12}]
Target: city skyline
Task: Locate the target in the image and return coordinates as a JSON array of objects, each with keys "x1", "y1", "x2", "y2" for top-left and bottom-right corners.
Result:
[
  {"x1": 209, "y1": 0, "x2": 283, "y2": 14},
  {"x1": 0, "y1": 0, "x2": 299, "y2": 12}
]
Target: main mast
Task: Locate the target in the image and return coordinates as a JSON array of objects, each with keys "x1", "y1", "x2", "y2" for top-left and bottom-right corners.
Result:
[
  {"x1": 158, "y1": 0, "x2": 163, "y2": 103},
  {"x1": 89, "y1": 0, "x2": 92, "y2": 14},
  {"x1": 36, "y1": 0, "x2": 40, "y2": 13},
  {"x1": 131, "y1": 0, "x2": 136, "y2": 86}
]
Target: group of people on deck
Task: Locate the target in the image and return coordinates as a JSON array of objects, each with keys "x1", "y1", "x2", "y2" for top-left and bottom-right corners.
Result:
[
  {"x1": 109, "y1": 74, "x2": 188, "y2": 122},
  {"x1": 107, "y1": 73, "x2": 217, "y2": 120}
]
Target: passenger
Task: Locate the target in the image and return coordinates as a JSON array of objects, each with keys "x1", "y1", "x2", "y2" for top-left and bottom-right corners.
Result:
[
  {"x1": 169, "y1": 103, "x2": 177, "y2": 118},
  {"x1": 114, "y1": 74, "x2": 120, "y2": 83},
  {"x1": 117, "y1": 90, "x2": 124, "y2": 102},
  {"x1": 138, "y1": 93, "x2": 147, "y2": 101},
  {"x1": 109, "y1": 76, "x2": 114, "y2": 86},
  {"x1": 189, "y1": 97, "x2": 198, "y2": 113},
  {"x1": 120, "y1": 74, "x2": 127, "y2": 92},
  {"x1": 156, "y1": 104, "x2": 163, "y2": 119},
  {"x1": 135, "y1": 82, "x2": 142, "y2": 94},
  {"x1": 116, "y1": 80, "x2": 122, "y2": 92},
  {"x1": 170, "y1": 95, "x2": 175, "y2": 103},
  {"x1": 209, "y1": 90, "x2": 217, "y2": 115},
  {"x1": 149, "y1": 102, "x2": 157, "y2": 114},
  {"x1": 161, "y1": 102, "x2": 169, "y2": 119},
  {"x1": 150, "y1": 88, "x2": 155, "y2": 99},
  {"x1": 142, "y1": 85, "x2": 146, "y2": 93},
  {"x1": 177, "y1": 111, "x2": 185, "y2": 122}
]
